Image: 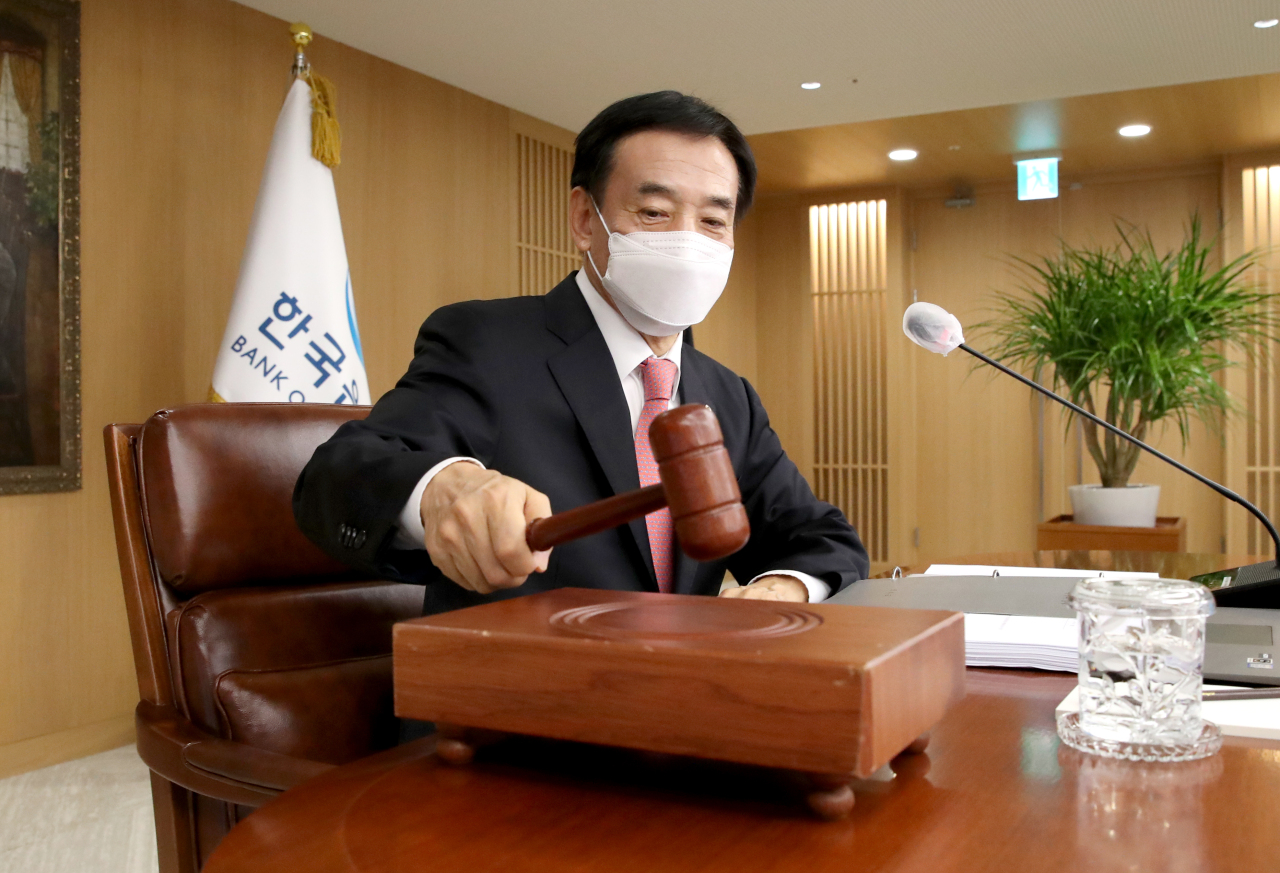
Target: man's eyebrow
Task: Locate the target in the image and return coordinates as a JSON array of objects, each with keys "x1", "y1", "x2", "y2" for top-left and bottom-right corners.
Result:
[
  {"x1": 636, "y1": 181, "x2": 734, "y2": 212},
  {"x1": 636, "y1": 181, "x2": 678, "y2": 198}
]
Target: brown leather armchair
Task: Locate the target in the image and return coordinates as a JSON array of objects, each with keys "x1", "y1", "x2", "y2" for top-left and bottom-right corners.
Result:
[{"x1": 104, "y1": 403, "x2": 424, "y2": 873}]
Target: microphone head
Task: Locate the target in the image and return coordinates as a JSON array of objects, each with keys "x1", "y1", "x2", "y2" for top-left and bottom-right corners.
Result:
[{"x1": 903, "y1": 302, "x2": 965, "y2": 356}]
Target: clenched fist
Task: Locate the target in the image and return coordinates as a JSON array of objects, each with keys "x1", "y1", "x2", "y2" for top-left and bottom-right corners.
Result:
[{"x1": 419, "y1": 462, "x2": 552, "y2": 594}]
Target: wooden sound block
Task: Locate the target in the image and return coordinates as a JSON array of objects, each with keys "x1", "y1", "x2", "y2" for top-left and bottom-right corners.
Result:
[{"x1": 394, "y1": 589, "x2": 964, "y2": 812}]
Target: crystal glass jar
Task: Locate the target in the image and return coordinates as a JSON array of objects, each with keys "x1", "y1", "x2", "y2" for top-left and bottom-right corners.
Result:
[{"x1": 1057, "y1": 577, "x2": 1221, "y2": 762}]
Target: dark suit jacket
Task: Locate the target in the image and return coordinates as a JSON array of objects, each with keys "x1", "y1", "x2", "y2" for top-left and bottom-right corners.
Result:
[{"x1": 294, "y1": 274, "x2": 869, "y2": 615}]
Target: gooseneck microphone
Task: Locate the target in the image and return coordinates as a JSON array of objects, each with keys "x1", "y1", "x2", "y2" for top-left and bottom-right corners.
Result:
[{"x1": 903, "y1": 301, "x2": 1280, "y2": 608}]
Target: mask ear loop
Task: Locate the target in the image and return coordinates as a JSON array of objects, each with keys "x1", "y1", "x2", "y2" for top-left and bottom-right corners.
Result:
[
  {"x1": 586, "y1": 249, "x2": 605, "y2": 284},
  {"x1": 585, "y1": 196, "x2": 612, "y2": 283}
]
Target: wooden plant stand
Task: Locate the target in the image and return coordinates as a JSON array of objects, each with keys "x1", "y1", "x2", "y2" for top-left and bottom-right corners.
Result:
[
  {"x1": 394, "y1": 588, "x2": 965, "y2": 820},
  {"x1": 1036, "y1": 515, "x2": 1186, "y2": 552}
]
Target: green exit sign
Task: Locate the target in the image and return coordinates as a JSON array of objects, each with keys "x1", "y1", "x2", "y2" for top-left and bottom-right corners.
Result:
[{"x1": 1017, "y1": 157, "x2": 1059, "y2": 200}]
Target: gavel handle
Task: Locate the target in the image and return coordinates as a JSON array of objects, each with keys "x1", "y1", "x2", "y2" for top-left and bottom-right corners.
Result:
[{"x1": 526, "y1": 484, "x2": 667, "y2": 552}]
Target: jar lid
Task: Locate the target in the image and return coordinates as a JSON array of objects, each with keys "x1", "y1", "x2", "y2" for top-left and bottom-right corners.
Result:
[{"x1": 1066, "y1": 577, "x2": 1215, "y2": 617}]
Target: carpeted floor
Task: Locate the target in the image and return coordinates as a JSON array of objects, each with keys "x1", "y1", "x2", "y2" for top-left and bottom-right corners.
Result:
[{"x1": 0, "y1": 745, "x2": 157, "y2": 873}]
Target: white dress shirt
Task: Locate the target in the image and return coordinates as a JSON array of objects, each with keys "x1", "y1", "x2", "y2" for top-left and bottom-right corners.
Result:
[{"x1": 395, "y1": 269, "x2": 829, "y2": 602}]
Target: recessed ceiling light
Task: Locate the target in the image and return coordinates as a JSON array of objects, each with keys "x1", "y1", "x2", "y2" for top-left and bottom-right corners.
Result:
[
  {"x1": 801, "y1": 82, "x2": 821, "y2": 90},
  {"x1": 1255, "y1": 18, "x2": 1279, "y2": 28},
  {"x1": 1118, "y1": 124, "x2": 1151, "y2": 137},
  {"x1": 888, "y1": 149, "x2": 918, "y2": 161}
]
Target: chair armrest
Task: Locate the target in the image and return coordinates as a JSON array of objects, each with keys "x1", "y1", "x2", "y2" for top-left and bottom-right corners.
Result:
[{"x1": 136, "y1": 702, "x2": 334, "y2": 807}]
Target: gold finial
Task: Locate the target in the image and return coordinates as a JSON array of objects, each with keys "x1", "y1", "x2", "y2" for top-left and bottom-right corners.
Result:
[
  {"x1": 290, "y1": 22, "x2": 313, "y2": 48},
  {"x1": 290, "y1": 22, "x2": 312, "y2": 77}
]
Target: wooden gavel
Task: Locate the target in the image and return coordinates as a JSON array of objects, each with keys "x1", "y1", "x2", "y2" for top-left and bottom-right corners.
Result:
[{"x1": 525, "y1": 405, "x2": 750, "y2": 561}]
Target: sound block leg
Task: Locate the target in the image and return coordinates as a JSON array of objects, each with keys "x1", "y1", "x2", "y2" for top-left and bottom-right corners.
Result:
[
  {"x1": 897, "y1": 731, "x2": 930, "y2": 757},
  {"x1": 805, "y1": 773, "x2": 855, "y2": 820},
  {"x1": 435, "y1": 724, "x2": 475, "y2": 765},
  {"x1": 435, "y1": 724, "x2": 508, "y2": 765}
]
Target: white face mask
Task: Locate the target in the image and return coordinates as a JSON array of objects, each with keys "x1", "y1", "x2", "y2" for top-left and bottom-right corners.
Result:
[{"x1": 586, "y1": 200, "x2": 734, "y2": 336}]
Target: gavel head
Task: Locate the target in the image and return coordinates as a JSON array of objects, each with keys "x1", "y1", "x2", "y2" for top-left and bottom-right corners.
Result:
[{"x1": 648, "y1": 405, "x2": 750, "y2": 561}]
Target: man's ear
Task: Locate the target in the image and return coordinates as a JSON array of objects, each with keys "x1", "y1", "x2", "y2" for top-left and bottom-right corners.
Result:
[{"x1": 568, "y1": 187, "x2": 594, "y2": 253}]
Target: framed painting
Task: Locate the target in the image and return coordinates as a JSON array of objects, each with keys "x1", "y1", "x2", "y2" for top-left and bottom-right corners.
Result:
[{"x1": 0, "y1": 0, "x2": 78, "y2": 494}]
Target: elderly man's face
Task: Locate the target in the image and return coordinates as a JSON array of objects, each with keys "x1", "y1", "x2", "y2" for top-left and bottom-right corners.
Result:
[{"x1": 570, "y1": 130, "x2": 738, "y2": 308}]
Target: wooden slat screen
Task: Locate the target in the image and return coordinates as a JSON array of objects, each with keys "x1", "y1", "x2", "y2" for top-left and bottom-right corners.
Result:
[
  {"x1": 1240, "y1": 166, "x2": 1280, "y2": 554},
  {"x1": 810, "y1": 200, "x2": 889, "y2": 561},
  {"x1": 515, "y1": 134, "x2": 577, "y2": 296}
]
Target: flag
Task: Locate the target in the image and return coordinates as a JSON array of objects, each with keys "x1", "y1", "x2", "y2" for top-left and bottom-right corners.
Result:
[{"x1": 210, "y1": 73, "x2": 368, "y2": 405}]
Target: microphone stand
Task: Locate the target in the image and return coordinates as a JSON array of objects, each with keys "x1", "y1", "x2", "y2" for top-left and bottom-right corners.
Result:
[{"x1": 959, "y1": 342, "x2": 1280, "y2": 607}]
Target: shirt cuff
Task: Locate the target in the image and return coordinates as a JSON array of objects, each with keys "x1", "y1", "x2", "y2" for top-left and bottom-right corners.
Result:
[
  {"x1": 393, "y1": 457, "x2": 485, "y2": 550},
  {"x1": 747, "y1": 570, "x2": 831, "y2": 603}
]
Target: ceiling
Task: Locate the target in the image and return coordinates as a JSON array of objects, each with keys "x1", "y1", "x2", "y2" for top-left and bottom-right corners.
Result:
[
  {"x1": 749, "y1": 72, "x2": 1280, "y2": 193},
  {"x1": 235, "y1": 0, "x2": 1280, "y2": 136}
]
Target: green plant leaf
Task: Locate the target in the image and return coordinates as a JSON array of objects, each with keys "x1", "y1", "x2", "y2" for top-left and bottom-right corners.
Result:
[{"x1": 973, "y1": 214, "x2": 1277, "y2": 487}]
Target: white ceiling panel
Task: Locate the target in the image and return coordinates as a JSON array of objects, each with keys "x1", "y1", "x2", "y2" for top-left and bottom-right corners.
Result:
[{"x1": 234, "y1": 0, "x2": 1280, "y2": 135}]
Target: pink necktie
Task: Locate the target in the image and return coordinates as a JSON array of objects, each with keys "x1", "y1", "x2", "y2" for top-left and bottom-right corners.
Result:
[{"x1": 635, "y1": 357, "x2": 678, "y2": 593}]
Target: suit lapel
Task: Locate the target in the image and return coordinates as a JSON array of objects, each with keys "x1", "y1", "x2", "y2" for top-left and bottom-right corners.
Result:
[{"x1": 544, "y1": 276, "x2": 655, "y2": 586}]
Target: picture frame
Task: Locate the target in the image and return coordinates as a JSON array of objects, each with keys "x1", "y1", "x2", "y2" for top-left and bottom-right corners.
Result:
[{"x1": 0, "y1": 0, "x2": 79, "y2": 494}]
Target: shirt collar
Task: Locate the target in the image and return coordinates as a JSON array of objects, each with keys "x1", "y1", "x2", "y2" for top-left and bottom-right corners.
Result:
[{"x1": 575, "y1": 268, "x2": 682, "y2": 384}]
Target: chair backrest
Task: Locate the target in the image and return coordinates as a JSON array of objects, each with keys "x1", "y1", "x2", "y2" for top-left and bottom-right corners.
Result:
[
  {"x1": 136, "y1": 403, "x2": 361, "y2": 595},
  {"x1": 106, "y1": 403, "x2": 423, "y2": 765}
]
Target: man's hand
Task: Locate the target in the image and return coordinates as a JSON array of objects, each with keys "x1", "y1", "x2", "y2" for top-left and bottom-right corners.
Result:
[
  {"x1": 719, "y1": 575, "x2": 809, "y2": 602},
  {"x1": 420, "y1": 462, "x2": 552, "y2": 594}
]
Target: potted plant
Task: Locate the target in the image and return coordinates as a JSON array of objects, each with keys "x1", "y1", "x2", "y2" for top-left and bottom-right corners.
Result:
[{"x1": 978, "y1": 216, "x2": 1273, "y2": 527}]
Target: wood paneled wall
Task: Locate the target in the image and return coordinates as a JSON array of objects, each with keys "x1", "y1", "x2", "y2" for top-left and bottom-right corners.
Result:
[
  {"x1": 810, "y1": 200, "x2": 891, "y2": 561},
  {"x1": 756, "y1": 187, "x2": 913, "y2": 572},
  {"x1": 752, "y1": 166, "x2": 1225, "y2": 567},
  {"x1": 0, "y1": 0, "x2": 511, "y2": 775},
  {"x1": 0, "y1": 0, "x2": 763, "y2": 776},
  {"x1": 1223, "y1": 149, "x2": 1280, "y2": 557},
  {"x1": 755, "y1": 200, "x2": 815, "y2": 474},
  {"x1": 515, "y1": 134, "x2": 577, "y2": 297}
]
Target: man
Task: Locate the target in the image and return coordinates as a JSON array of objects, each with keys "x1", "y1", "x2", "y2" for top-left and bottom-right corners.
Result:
[{"x1": 294, "y1": 91, "x2": 868, "y2": 616}]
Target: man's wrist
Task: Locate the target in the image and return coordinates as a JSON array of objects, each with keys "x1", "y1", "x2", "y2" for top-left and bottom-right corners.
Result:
[
  {"x1": 393, "y1": 457, "x2": 485, "y2": 550},
  {"x1": 754, "y1": 575, "x2": 809, "y2": 601},
  {"x1": 747, "y1": 570, "x2": 829, "y2": 603}
]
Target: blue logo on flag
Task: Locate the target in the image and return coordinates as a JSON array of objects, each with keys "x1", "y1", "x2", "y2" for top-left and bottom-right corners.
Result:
[{"x1": 345, "y1": 273, "x2": 364, "y2": 365}]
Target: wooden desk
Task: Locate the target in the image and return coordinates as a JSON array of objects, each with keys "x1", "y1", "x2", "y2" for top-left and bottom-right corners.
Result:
[
  {"x1": 1036, "y1": 516, "x2": 1187, "y2": 552},
  {"x1": 204, "y1": 668, "x2": 1280, "y2": 872}
]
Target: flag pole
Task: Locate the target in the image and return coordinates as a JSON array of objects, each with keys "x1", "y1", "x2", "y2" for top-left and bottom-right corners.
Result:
[
  {"x1": 287, "y1": 22, "x2": 341, "y2": 168},
  {"x1": 290, "y1": 22, "x2": 312, "y2": 78}
]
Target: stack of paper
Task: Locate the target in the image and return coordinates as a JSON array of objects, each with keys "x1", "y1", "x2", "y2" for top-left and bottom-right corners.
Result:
[
  {"x1": 1057, "y1": 685, "x2": 1280, "y2": 740},
  {"x1": 889, "y1": 565, "x2": 1158, "y2": 672},
  {"x1": 922, "y1": 564, "x2": 1158, "y2": 581},
  {"x1": 964, "y1": 613, "x2": 1079, "y2": 672}
]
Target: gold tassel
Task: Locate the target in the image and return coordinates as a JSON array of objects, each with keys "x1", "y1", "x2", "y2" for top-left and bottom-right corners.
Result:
[{"x1": 306, "y1": 72, "x2": 341, "y2": 168}]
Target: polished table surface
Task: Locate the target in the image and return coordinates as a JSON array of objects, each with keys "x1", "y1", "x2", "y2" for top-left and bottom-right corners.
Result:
[
  {"x1": 207, "y1": 552, "x2": 1280, "y2": 872},
  {"x1": 205, "y1": 675, "x2": 1280, "y2": 872}
]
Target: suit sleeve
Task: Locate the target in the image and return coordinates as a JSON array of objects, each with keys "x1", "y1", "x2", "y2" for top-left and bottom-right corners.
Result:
[
  {"x1": 293, "y1": 304, "x2": 498, "y2": 583},
  {"x1": 724, "y1": 379, "x2": 869, "y2": 595}
]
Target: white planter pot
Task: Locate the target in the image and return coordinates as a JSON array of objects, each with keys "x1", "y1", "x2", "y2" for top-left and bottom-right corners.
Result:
[{"x1": 1068, "y1": 484, "x2": 1160, "y2": 528}]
